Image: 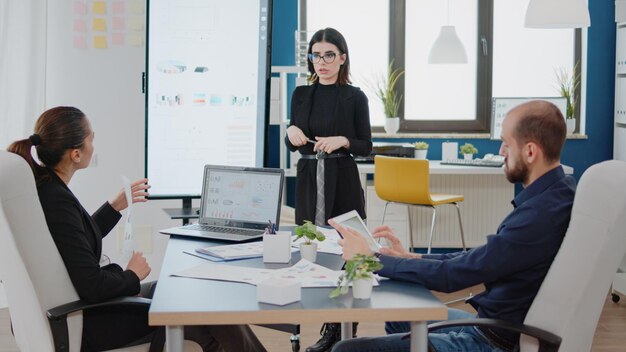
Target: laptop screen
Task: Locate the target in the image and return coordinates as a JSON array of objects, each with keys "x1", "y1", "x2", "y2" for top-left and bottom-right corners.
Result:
[{"x1": 199, "y1": 165, "x2": 284, "y2": 229}]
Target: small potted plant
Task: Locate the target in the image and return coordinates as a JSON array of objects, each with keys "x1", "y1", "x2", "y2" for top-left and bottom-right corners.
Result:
[
  {"x1": 374, "y1": 60, "x2": 405, "y2": 135},
  {"x1": 294, "y1": 220, "x2": 325, "y2": 263},
  {"x1": 459, "y1": 143, "x2": 478, "y2": 160},
  {"x1": 555, "y1": 60, "x2": 581, "y2": 135},
  {"x1": 413, "y1": 141, "x2": 429, "y2": 160},
  {"x1": 329, "y1": 254, "x2": 383, "y2": 300}
]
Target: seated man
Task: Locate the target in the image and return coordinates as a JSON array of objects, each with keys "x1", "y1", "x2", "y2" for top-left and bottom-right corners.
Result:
[{"x1": 330, "y1": 100, "x2": 576, "y2": 352}]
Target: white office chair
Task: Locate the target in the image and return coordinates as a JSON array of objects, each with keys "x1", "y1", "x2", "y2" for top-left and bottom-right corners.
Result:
[
  {"x1": 0, "y1": 150, "x2": 201, "y2": 352},
  {"x1": 428, "y1": 160, "x2": 626, "y2": 351}
]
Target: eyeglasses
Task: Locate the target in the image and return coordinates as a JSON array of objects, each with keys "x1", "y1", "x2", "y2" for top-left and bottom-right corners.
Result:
[{"x1": 308, "y1": 52, "x2": 338, "y2": 64}]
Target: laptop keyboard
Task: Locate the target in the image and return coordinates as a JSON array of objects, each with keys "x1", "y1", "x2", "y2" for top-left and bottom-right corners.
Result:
[{"x1": 186, "y1": 224, "x2": 264, "y2": 236}]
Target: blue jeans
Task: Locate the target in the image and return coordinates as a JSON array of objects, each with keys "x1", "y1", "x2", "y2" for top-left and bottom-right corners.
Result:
[{"x1": 331, "y1": 308, "x2": 508, "y2": 352}]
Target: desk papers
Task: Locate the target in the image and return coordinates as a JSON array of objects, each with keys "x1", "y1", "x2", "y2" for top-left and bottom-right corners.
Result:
[
  {"x1": 196, "y1": 241, "x2": 297, "y2": 261},
  {"x1": 172, "y1": 259, "x2": 379, "y2": 288}
]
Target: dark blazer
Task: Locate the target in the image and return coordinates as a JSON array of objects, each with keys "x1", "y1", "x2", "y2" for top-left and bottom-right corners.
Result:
[
  {"x1": 37, "y1": 169, "x2": 140, "y2": 303},
  {"x1": 285, "y1": 83, "x2": 372, "y2": 224}
]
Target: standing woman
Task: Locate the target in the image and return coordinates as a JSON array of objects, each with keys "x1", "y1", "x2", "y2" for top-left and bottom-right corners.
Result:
[
  {"x1": 8, "y1": 106, "x2": 266, "y2": 352},
  {"x1": 285, "y1": 28, "x2": 372, "y2": 352}
]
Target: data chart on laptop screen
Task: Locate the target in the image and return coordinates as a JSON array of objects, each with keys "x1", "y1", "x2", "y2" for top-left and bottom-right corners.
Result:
[
  {"x1": 202, "y1": 170, "x2": 281, "y2": 223},
  {"x1": 145, "y1": 0, "x2": 272, "y2": 198}
]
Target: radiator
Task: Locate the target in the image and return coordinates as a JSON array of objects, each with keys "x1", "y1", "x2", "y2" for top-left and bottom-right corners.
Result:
[{"x1": 366, "y1": 174, "x2": 513, "y2": 249}]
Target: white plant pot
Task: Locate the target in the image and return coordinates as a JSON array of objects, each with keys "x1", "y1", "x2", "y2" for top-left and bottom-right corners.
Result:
[
  {"x1": 352, "y1": 278, "x2": 373, "y2": 299},
  {"x1": 463, "y1": 153, "x2": 473, "y2": 160},
  {"x1": 299, "y1": 242, "x2": 318, "y2": 263},
  {"x1": 384, "y1": 117, "x2": 400, "y2": 134},
  {"x1": 414, "y1": 149, "x2": 428, "y2": 160},
  {"x1": 566, "y1": 118, "x2": 576, "y2": 135}
]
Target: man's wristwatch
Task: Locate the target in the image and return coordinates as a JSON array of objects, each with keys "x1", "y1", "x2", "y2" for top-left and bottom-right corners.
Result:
[{"x1": 373, "y1": 252, "x2": 383, "y2": 259}]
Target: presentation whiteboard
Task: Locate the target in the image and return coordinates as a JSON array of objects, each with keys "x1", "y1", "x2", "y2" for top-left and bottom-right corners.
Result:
[
  {"x1": 491, "y1": 97, "x2": 567, "y2": 140},
  {"x1": 145, "y1": 0, "x2": 272, "y2": 198}
]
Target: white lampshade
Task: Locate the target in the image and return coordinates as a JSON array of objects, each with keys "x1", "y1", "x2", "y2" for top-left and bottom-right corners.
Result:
[
  {"x1": 525, "y1": 0, "x2": 590, "y2": 28},
  {"x1": 428, "y1": 25, "x2": 468, "y2": 64}
]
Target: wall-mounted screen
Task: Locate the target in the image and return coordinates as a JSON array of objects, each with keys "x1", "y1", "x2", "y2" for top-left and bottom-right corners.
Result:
[{"x1": 145, "y1": 0, "x2": 272, "y2": 198}]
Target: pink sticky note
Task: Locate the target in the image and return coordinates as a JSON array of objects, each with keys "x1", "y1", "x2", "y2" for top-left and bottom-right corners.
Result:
[
  {"x1": 73, "y1": 19, "x2": 87, "y2": 33},
  {"x1": 112, "y1": 1, "x2": 125, "y2": 14},
  {"x1": 112, "y1": 17, "x2": 125, "y2": 31},
  {"x1": 112, "y1": 33, "x2": 125, "y2": 46},
  {"x1": 73, "y1": 36, "x2": 87, "y2": 49},
  {"x1": 74, "y1": 1, "x2": 87, "y2": 15}
]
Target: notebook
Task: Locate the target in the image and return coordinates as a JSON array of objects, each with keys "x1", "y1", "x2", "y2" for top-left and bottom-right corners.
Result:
[{"x1": 160, "y1": 165, "x2": 284, "y2": 241}]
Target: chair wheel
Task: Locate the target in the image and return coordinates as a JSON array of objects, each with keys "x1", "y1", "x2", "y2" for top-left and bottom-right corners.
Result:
[
  {"x1": 612, "y1": 293, "x2": 620, "y2": 303},
  {"x1": 290, "y1": 334, "x2": 300, "y2": 352}
]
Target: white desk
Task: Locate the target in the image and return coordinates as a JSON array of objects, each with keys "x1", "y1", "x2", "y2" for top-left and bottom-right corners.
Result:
[{"x1": 149, "y1": 237, "x2": 447, "y2": 352}]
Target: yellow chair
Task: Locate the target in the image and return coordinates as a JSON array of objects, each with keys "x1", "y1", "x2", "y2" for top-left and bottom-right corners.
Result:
[{"x1": 374, "y1": 155, "x2": 467, "y2": 253}]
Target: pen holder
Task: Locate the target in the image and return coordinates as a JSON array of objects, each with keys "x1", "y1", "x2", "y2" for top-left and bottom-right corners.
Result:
[{"x1": 263, "y1": 231, "x2": 292, "y2": 263}]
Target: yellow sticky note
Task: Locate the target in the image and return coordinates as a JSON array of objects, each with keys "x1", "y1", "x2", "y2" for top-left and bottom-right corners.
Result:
[
  {"x1": 130, "y1": 0, "x2": 145, "y2": 14},
  {"x1": 93, "y1": 1, "x2": 106, "y2": 15},
  {"x1": 92, "y1": 18, "x2": 106, "y2": 31},
  {"x1": 129, "y1": 33, "x2": 144, "y2": 47},
  {"x1": 94, "y1": 35, "x2": 107, "y2": 49},
  {"x1": 128, "y1": 18, "x2": 144, "y2": 31}
]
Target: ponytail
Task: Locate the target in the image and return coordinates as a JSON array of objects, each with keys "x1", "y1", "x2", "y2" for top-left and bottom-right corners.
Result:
[{"x1": 7, "y1": 137, "x2": 49, "y2": 183}]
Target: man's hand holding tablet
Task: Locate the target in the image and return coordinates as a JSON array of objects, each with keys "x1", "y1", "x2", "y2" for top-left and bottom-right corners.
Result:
[{"x1": 329, "y1": 210, "x2": 422, "y2": 260}]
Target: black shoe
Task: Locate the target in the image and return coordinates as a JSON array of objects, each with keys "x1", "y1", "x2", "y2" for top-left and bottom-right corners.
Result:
[{"x1": 305, "y1": 322, "x2": 358, "y2": 352}]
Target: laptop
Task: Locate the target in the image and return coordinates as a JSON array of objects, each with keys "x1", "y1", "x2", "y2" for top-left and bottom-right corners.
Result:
[{"x1": 160, "y1": 165, "x2": 284, "y2": 241}]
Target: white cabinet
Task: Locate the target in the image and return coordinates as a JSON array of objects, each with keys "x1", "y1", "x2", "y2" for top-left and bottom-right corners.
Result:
[{"x1": 616, "y1": 5, "x2": 626, "y2": 162}]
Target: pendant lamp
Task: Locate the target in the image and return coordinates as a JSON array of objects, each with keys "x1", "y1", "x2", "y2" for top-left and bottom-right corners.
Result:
[
  {"x1": 428, "y1": 0, "x2": 467, "y2": 64},
  {"x1": 525, "y1": 0, "x2": 590, "y2": 28}
]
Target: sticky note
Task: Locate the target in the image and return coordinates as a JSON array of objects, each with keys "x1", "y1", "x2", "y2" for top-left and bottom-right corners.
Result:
[
  {"x1": 92, "y1": 1, "x2": 106, "y2": 15},
  {"x1": 128, "y1": 18, "x2": 144, "y2": 31},
  {"x1": 129, "y1": 33, "x2": 144, "y2": 47},
  {"x1": 112, "y1": 17, "x2": 125, "y2": 30},
  {"x1": 94, "y1": 35, "x2": 107, "y2": 49},
  {"x1": 73, "y1": 36, "x2": 87, "y2": 49},
  {"x1": 73, "y1": 19, "x2": 87, "y2": 33},
  {"x1": 130, "y1": 0, "x2": 145, "y2": 14},
  {"x1": 74, "y1": 1, "x2": 87, "y2": 15},
  {"x1": 112, "y1": 33, "x2": 125, "y2": 46},
  {"x1": 92, "y1": 18, "x2": 106, "y2": 31},
  {"x1": 112, "y1": 1, "x2": 125, "y2": 14}
]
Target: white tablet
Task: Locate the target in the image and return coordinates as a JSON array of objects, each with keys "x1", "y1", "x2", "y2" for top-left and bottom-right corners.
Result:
[{"x1": 329, "y1": 210, "x2": 381, "y2": 253}]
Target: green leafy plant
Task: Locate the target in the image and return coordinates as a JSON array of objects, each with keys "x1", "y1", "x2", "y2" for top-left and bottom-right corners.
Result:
[
  {"x1": 374, "y1": 60, "x2": 405, "y2": 118},
  {"x1": 329, "y1": 254, "x2": 383, "y2": 298},
  {"x1": 555, "y1": 61, "x2": 581, "y2": 119},
  {"x1": 459, "y1": 143, "x2": 478, "y2": 155},
  {"x1": 294, "y1": 220, "x2": 325, "y2": 245},
  {"x1": 414, "y1": 141, "x2": 429, "y2": 150}
]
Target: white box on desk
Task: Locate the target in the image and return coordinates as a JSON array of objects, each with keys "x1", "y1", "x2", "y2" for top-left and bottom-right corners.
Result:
[
  {"x1": 442, "y1": 142, "x2": 458, "y2": 160},
  {"x1": 257, "y1": 277, "x2": 301, "y2": 306},
  {"x1": 263, "y1": 231, "x2": 292, "y2": 263}
]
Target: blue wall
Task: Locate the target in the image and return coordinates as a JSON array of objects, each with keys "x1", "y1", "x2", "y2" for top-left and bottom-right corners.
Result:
[{"x1": 270, "y1": 1, "x2": 616, "y2": 196}]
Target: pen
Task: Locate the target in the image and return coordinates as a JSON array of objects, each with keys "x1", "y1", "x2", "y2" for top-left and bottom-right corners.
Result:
[{"x1": 307, "y1": 139, "x2": 316, "y2": 144}]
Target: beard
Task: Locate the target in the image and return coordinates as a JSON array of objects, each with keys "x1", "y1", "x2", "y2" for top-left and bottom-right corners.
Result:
[{"x1": 504, "y1": 157, "x2": 529, "y2": 184}]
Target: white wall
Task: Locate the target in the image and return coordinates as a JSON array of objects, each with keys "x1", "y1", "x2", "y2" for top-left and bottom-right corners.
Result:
[{"x1": 44, "y1": 0, "x2": 190, "y2": 282}]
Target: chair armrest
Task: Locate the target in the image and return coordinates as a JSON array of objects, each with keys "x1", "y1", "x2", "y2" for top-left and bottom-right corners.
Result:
[
  {"x1": 46, "y1": 297, "x2": 152, "y2": 352},
  {"x1": 426, "y1": 318, "x2": 561, "y2": 352}
]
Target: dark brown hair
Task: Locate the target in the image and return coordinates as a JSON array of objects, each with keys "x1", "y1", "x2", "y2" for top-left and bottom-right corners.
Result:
[
  {"x1": 7, "y1": 106, "x2": 89, "y2": 184},
  {"x1": 512, "y1": 100, "x2": 566, "y2": 163},
  {"x1": 307, "y1": 28, "x2": 351, "y2": 85}
]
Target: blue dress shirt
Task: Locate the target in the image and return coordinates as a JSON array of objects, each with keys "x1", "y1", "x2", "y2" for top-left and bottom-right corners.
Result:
[{"x1": 377, "y1": 166, "x2": 576, "y2": 346}]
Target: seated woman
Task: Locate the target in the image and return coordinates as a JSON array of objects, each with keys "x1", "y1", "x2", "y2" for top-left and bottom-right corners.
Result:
[{"x1": 8, "y1": 106, "x2": 266, "y2": 352}]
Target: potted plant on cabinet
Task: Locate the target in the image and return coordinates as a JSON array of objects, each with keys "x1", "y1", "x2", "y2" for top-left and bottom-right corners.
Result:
[
  {"x1": 329, "y1": 253, "x2": 383, "y2": 299},
  {"x1": 459, "y1": 143, "x2": 478, "y2": 160},
  {"x1": 294, "y1": 220, "x2": 325, "y2": 263},
  {"x1": 555, "y1": 60, "x2": 581, "y2": 135},
  {"x1": 374, "y1": 60, "x2": 405, "y2": 135},
  {"x1": 414, "y1": 141, "x2": 429, "y2": 159}
]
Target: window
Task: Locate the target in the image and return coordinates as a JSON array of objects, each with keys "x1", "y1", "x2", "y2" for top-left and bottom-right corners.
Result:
[{"x1": 302, "y1": 0, "x2": 581, "y2": 133}]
